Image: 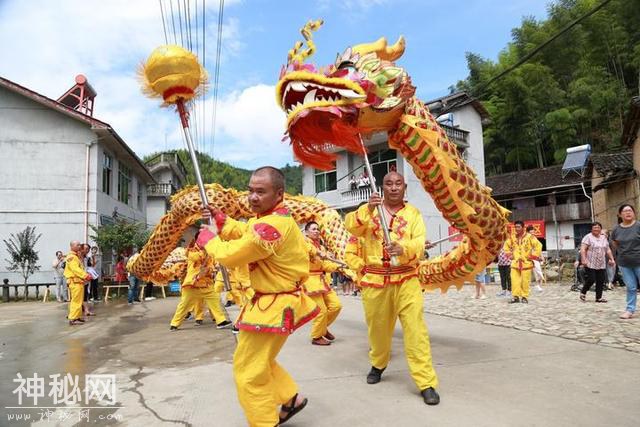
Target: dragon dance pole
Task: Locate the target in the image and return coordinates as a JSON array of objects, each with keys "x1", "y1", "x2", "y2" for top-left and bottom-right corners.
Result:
[
  {"x1": 358, "y1": 134, "x2": 399, "y2": 267},
  {"x1": 175, "y1": 100, "x2": 233, "y2": 292},
  {"x1": 428, "y1": 232, "x2": 462, "y2": 247}
]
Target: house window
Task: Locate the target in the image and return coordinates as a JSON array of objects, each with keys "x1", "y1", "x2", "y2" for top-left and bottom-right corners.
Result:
[
  {"x1": 137, "y1": 180, "x2": 143, "y2": 209},
  {"x1": 118, "y1": 163, "x2": 131, "y2": 204},
  {"x1": 102, "y1": 152, "x2": 113, "y2": 195},
  {"x1": 314, "y1": 169, "x2": 337, "y2": 193},
  {"x1": 370, "y1": 149, "x2": 397, "y2": 188}
]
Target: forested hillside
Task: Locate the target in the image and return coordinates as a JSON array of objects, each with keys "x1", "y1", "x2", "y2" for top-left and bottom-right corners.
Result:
[
  {"x1": 455, "y1": 0, "x2": 640, "y2": 175},
  {"x1": 144, "y1": 150, "x2": 303, "y2": 195}
]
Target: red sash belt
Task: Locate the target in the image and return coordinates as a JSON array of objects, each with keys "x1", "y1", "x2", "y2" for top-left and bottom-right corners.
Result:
[{"x1": 362, "y1": 265, "x2": 417, "y2": 276}]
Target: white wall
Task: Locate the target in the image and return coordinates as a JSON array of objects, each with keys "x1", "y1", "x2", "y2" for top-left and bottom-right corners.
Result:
[{"x1": 0, "y1": 86, "x2": 147, "y2": 284}]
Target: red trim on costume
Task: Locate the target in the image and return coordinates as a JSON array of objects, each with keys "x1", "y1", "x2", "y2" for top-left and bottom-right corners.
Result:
[
  {"x1": 257, "y1": 202, "x2": 285, "y2": 218},
  {"x1": 359, "y1": 273, "x2": 419, "y2": 288},
  {"x1": 253, "y1": 223, "x2": 281, "y2": 241},
  {"x1": 363, "y1": 265, "x2": 417, "y2": 275}
]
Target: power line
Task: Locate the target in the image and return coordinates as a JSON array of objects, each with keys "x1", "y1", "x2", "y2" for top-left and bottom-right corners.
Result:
[
  {"x1": 158, "y1": 0, "x2": 168, "y2": 44},
  {"x1": 168, "y1": 0, "x2": 178, "y2": 44},
  {"x1": 440, "y1": 0, "x2": 614, "y2": 116},
  {"x1": 201, "y1": 0, "x2": 207, "y2": 155},
  {"x1": 176, "y1": 0, "x2": 185, "y2": 47},
  {"x1": 185, "y1": 0, "x2": 193, "y2": 51},
  {"x1": 210, "y1": 0, "x2": 225, "y2": 159}
]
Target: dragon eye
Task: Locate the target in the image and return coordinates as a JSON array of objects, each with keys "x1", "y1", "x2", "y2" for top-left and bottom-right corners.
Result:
[{"x1": 337, "y1": 61, "x2": 356, "y2": 71}]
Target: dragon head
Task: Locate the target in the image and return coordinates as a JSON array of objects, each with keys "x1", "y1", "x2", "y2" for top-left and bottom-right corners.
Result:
[{"x1": 276, "y1": 20, "x2": 415, "y2": 170}]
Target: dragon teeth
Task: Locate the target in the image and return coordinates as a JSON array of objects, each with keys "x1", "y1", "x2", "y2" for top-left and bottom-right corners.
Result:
[
  {"x1": 338, "y1": 88, "x2": 364, "y2": 99},
  {"x1": 304, "y1": 89, "x2": 317, "y2": 105},
  {"x1": 289, "y1": 82, "x2": 306, "y2": 92}
]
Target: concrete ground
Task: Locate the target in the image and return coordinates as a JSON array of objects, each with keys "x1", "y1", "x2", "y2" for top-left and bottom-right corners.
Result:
[{"x1": 0, "y1": 286, "x2": 638, "y2": 427}]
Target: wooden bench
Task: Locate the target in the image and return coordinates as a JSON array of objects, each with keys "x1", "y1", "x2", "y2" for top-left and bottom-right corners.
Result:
[
  {"x1": 103, "y1": 279, "x2": 130, "y2": 301},
  {"x1": 139, "y1": 284, "x2": 168, "y2": 300}
]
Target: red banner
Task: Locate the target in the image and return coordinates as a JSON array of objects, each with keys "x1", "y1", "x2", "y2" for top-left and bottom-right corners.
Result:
[{"x1": 507, "y1": 220, "x2": 546, "y2": 238}]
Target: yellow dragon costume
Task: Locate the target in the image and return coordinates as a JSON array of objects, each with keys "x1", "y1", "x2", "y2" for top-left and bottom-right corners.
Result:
[{"x1": 275, "y1": 20, "x2": 509, "y2": 290}]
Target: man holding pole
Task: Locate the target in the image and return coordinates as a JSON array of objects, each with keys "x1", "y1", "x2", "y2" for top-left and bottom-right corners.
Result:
[
  {"x1": 197, "y1": 166, "x2": 318, "y2": 426},
  {"x1": 344, "y1": 171, "x2": 440, "y2": 405}
]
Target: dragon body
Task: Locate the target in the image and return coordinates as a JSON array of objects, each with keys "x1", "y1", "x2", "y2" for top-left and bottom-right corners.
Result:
[
  {"x1": 275, "y1": 21, "x2": 510, "y2": 291},
  {"x1": 128, "y1": 184, "x2": 348, "y2": 281}
]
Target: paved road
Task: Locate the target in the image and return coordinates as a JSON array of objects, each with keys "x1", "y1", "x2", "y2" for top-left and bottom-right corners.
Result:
[{"x1": 0, "y1": 286, "x2": 637, "y2": 426}]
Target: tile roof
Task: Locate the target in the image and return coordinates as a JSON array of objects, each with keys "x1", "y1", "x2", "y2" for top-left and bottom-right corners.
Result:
[
  {"x1": 486, "y1": 164, "x2": 585, "y2": 197},
  {"x1": 590, "y1": 151, "x2": 636, "y2": 192}
]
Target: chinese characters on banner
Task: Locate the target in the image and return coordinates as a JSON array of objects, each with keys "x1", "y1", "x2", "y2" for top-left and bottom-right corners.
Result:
[{"x1": 506, "y1": 220, "x2": 546, "y2": 238}]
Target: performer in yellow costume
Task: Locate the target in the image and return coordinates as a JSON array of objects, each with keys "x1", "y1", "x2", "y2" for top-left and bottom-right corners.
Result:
[
  {"x1": 345, "y1": 171, "x2": 440, "y2": 406},
  {"x1": 303, "y1": 221, "x2": 342, "y2": 346},
  {"x1": 198, "y1": 167, "x2": 318, "y2": 427},
  {"x1": 503, "y1": 220, "x2": 542, "y2": 304},
  {"x1": 64, "y1": 240, "x2": 92, "y2": 325},
  {"x1": 216, "y1": 265, "x2": 254, "y2": 309},
  {"x1": 169, "y1": 236, "x2": 232, "y2": 330}
]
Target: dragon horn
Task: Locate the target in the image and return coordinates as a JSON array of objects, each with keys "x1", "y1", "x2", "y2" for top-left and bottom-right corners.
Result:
[{"x1": 352, "y1": 36, "x2": 405, "y2": 62}]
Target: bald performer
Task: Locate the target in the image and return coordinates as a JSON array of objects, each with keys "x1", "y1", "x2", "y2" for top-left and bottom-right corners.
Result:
[
  {"x1": 344, "y1": 171, "x2": 440, "y2": 405},
  {"x1": 64, "y1": 240, "x2": 91, "y2": 325}
]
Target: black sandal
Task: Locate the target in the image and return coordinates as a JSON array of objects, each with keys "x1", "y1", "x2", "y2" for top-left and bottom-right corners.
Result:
[
  {"x1": 279, "y1": 393, "x2": 308, "y2": 425},
  {"x1": 596, "y1": 298, "x2": 608, "y2": 303},
  {"x1": 579, "y1": 294, "x2": 586, "y2": 302}
]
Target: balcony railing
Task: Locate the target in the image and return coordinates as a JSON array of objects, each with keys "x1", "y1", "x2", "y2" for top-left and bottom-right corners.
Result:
[
  {"x1": 341, "y1": 186, "x2": 372, "y2": 206},
  {"x1": 145, "y1": 152, "x2": 188, "y2": 178},
  {"x1": 147, "y1": 183, "x2": 177, "y2": 197},
  {"x1": 509, "y1": 201, "x2": 592, "y2": 222},
  {"x1": 440, "y1": 124, "x2": 469, "y2": 147}
]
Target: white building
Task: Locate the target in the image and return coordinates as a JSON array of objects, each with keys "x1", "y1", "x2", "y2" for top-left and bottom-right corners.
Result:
[
  {"x1": 0, "y1": 75, "x2": 154, "y2": 283},
  {"x1": 301, "y1": 92, "x2": 489, "y2": 254},
  {"x1": 145, "y1": 151, "x2": 188, "y2": 226}
]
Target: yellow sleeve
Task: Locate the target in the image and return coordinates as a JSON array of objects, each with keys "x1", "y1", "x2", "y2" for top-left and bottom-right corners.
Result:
[
  {"x1": 345, "y1": 237, "x2": 365, "y2": 274},
  {"x1": 345, "y1": 204, "x2": 373, "y2": 237},
  {"x1": 530, "y1": 237, "x2": 543, "y2": 260},
  {"x1": 204, "y1": 221, "x2": 281, "y2": 268},
  {"x1": 398, "y1": 210, "x2": 426, "y2": 264},
  {"x1": 65, "y1": 256, "x2": 87, "y2": 281},
  {"x1": 321, "y1": 258, "x2": 340, "y2": 273},
  {"x1": 219, "y1": 216, "x2": 248, "y2": 241}
]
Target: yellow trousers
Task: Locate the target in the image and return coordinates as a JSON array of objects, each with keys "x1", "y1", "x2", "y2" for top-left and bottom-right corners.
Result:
[
  {"x1": 171, "y1": 287, "x2": 227, "y2": 327},
  {"x1": 234, "y1": 330, "x2": 297, "y2": 427},
  {"x1": 361, "y1": 278, "x2": 438, "y2": 391},
  {"x1": 309, "y1": 290, "x2": 342, "y2": 339},
  {"x1": 68, "y1": 283, "x2": 84, "y2": 320},
  {"x1": 511, "y1": 268, "x2": 532, "y2": 298}
]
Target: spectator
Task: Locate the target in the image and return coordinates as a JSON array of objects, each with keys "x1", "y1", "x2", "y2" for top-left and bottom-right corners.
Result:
[
  {"x1": 496, "y1": 248, "x2": 511, "y2": 297},
  {"x1": 602, "y1": 229, "x2": 615, "y2": 290},
  {"x1": 473, "y1": 270, "x2": 487, "y2": 299},
  {"x1": 610, "y1": 204, "x2": 640, "y2": 319},
  {"x1": 127, "y1": 248, "x2": 141, "y2": 305},
  {"x1": 526, "y1": 225, "x2": 545, "y2": 292},
  {"x1": 114, "y1": 256, "x2": 127, "y2": 283},
  {"x1": 80, "y1": 243, "x2": 95, "y2": 316},
  {"x1": 349, "y1": 175, "x2": 357, "y2": 191},
  {"x1": 579, "y1": 222, "x2": 615, "y2": 303},
  {"x1": 88, "y1": 246, "x2": 101, "y2": 301},
  {"x1": 52, "y1": 251, "x2": 68, "y2": 302}
]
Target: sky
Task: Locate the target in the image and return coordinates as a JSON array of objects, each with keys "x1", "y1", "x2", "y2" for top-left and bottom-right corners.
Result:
[{"x1": 0, "y1": 0, "x2": 550, "y2": 169}]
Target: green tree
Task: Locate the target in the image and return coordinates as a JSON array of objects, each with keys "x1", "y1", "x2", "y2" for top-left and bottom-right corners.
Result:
[
  {"x1": 90, "y1": 221, "x2": 149, "y2": 255},
  {"x1": 456, "y1": 0, "x2": 640, "y2": 175},
  {"x1": 3, "y1": 226, "x2": 42, "y2": 299},
  {"x1": 143, "y1": 150, "x2": 303, "y2": 194}
]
